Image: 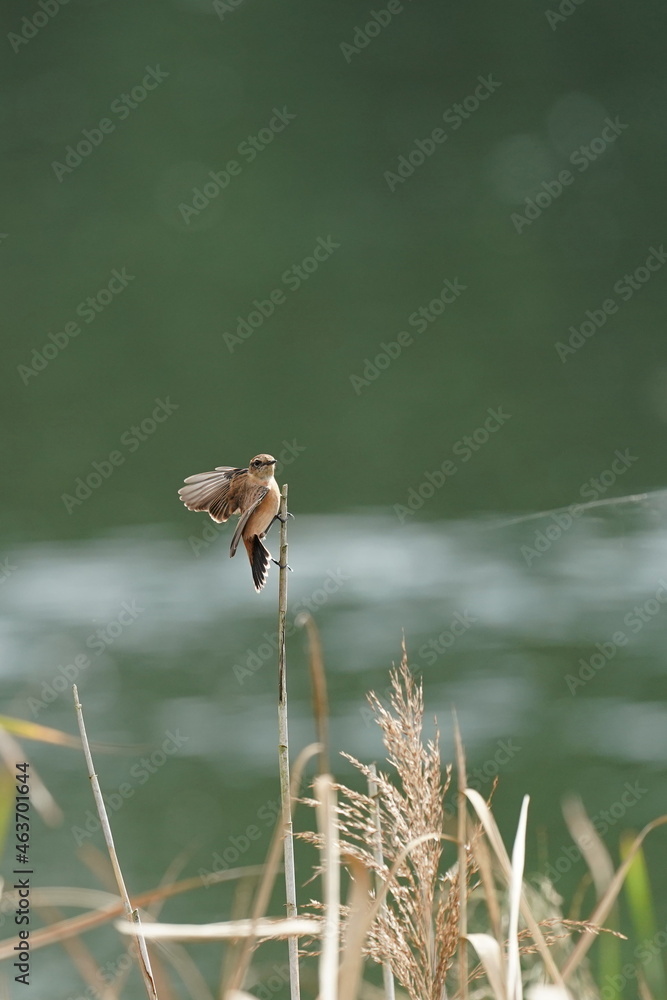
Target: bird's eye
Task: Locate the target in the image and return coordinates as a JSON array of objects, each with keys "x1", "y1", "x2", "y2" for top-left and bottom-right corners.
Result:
[{"x1": 252, "y1": 460, "x2": 260, "y2": 467}]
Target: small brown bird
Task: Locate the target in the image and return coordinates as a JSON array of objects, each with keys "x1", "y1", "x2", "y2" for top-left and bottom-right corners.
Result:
[{"x1": 178, "y1": 454, "x2": 282, "y2": 591}]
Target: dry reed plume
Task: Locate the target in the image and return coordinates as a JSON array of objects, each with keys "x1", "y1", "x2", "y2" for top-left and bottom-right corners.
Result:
[{"x1": 303, "y1": 645, "x2": 469, "y2": 1000}]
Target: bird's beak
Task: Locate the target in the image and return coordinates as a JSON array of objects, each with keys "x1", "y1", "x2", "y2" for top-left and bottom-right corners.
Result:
[{"x1": 266, "y1": 460, "x2": 276, "y2": 466}]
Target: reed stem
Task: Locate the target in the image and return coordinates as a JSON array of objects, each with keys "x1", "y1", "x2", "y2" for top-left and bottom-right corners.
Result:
[{"x1": 277, "y1": 484, "x2": 300, "y2": 1000}]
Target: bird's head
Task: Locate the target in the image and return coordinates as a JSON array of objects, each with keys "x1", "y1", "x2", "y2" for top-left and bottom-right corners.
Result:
[{"x1": 248, "y1": 454, "x2": 277, "y2": 481}]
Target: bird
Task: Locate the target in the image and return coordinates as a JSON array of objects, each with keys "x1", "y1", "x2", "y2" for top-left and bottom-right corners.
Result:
[{"x1": 178, "y1": 453, "x2": 283, "y2": 591}]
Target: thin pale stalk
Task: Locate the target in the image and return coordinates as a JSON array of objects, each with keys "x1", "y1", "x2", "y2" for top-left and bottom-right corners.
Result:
[
  {"x1": 115, "y1": 917, "x2": 321, "y2": 941},
  {"x1": 368, "y1": 765, "x2": 395, "y2": 1000},
  {"x1": 454, "y1": 714, "x2": 468, "y2": 1000},
  {"x1": 276, "y1": 484, "x2": 301, "y2": 1000},
  {"x1": 315, "y1": 774, "x2": 340, "y2": 1000},
  {"x1": 72, "y1": 685, "x2": 158, "y2": 1000}
]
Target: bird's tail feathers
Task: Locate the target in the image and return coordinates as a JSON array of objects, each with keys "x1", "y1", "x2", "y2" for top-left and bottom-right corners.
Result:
[{"x1": 250, "y1": 536, "x2": 271, "y2": 592}]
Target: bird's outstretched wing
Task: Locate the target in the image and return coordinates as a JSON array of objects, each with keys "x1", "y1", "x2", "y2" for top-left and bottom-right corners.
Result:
[
  {"x1": 178, "y1": 466, "x2": 246, "y2": 523},
  {"x1": 229, "y1": 488, "x2": 268, "y2": 557}
]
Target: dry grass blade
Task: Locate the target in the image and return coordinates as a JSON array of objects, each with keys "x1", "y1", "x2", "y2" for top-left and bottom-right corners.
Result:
[
  {"x1": 562, "y1": 796, "x2": 614, "y2": 898},
  {"x1": 338, "y1": 855, "x2": 373, "y2": 1000},
  {"x1": 0, "y1": 714, "x2": 82, "y2": 749},
  {"x1": 115, "y1": 917, "x2": 322, "y2": 941},
  {"x1": 507, "y1": 796, "x2": 530, "y2": 1000},
  {"x1": 466, "y1": 933, "x2": 506, "y2": 999},
  {"x1": 316, "y1": 773, "x2": 340, "y2": 1000},
  {"x1": 474, "y1": 830, "x2": 502, "y2": 947},
  {"x1": 73, "y1": 684, "x2": 158, "y2": 1000},
  {"x1": 638, "y1": 974, "x2": 656, "y2": 1000}
]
